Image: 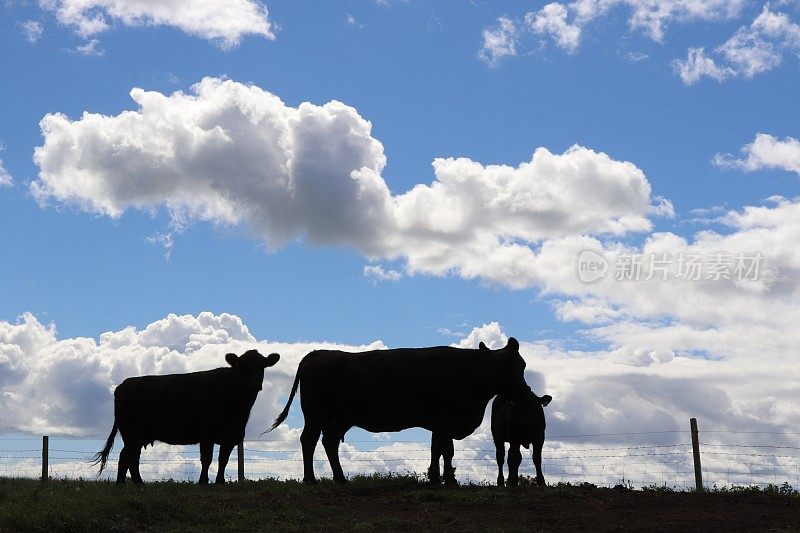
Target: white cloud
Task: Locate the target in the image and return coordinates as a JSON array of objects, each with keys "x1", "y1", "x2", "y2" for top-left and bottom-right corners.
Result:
[
  {"x1": 526, "y1": 3, "x2": 581, "y2": 53},
  {"x1": 454, "y1": 321, "x2": 507, "y2": 349},
  {"x1": 41, "y1": 0, "x2": 274, "y2": 48},
  {"x1": 672, "y1": 47, "x2": 734, "y2": 85},
  {"x1": 714, "y1": 133, "x2": 800, "y2": 174},
  {"x1": 19, "y1": 19, "x2": 43, "y2": 43},
  {"x1": 0, "y1": 313, "x2": 796, "y2": 486},
  {"x1": 676, "y1": 5, "x2": 800, "y2": 84},
  {"x1": 487, "y1": 0, "x2": 745, "y2": 60},
  {"x1": 346, "y1": 13, "x2": 364, "y2": 29},
  {"x1": 75, "y1": 38, "x2": 104, "y2": 56},
  {"x1": 569, "y1": 0, "x2": 745, "y2": 42},
  {"x1": 0, "y1": 311, "x2": 385, "y2": 437},
  {"x1": 363, "y1": 265, "x2": 402, "y2": 283},
  {"x1": 530, "y1": 198, "x2": 800, "y2": 380},
  {"x1": 32, "y1": 78, "x2": 661, "y2": 290},
  {"x1": 0, "y1": 160, "x2": 12, "y2": 187},
  {"x1": 478, "y1": 16, "x2": 518, "y2": 65},
  {"x1": 623, "y1": 51, "x2": 649, "y2": 62},
  {"x1": 146, "y1": 231, "x2": 174, "y2": 260}
]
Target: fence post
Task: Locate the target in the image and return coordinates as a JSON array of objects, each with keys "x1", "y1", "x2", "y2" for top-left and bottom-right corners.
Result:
[
  {"x1": 41, "y1": 435, "x2": 49, "y2": 486},
  {"x1": 690, "y1": 418, "x2": 703, "y2": 492},
  {"x1": 237, "y1": 441, "x2": 245, "y2": 482}
]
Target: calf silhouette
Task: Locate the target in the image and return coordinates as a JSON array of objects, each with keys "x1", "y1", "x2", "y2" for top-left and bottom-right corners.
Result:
[
  {"x1": 270, "y1": 338, "x2": 540, "y2": 485},
  {"x1": 93, "y1": 349, "x2": 280, "y2": 484},
  {"x1": 492, "y1": 392, "x2": 552, "y2": 487}
]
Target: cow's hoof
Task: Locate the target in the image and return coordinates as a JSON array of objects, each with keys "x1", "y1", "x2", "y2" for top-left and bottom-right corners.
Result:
[
  {"x1": 497, "y1": 478, "x2": 505, "y2": 488},
  {"x1": 536, "y1": 478, "x2": 546, "y2": 487},
  {"x1": 443, "y1": 478, "x2": 458, "y2": 487},
  {"x1": 508, "y1": 478, "x2": 519, "y2": 488},
  {"x1": 303, "y1": 476, "x2": 319, "y2": 485},
  {"x1": 333, "y1": 477, "x2": 348, "y2": 485}
]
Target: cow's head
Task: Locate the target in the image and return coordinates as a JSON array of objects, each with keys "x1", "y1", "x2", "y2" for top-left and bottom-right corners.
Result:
[
  {"x1": 519, "y1": 393, "x2": 552, "y2": 433},
  {"x1": 478, "y1": 337, "x2": 531, "y2": 404},
  {"x1": 225, "y1": 349, "x2": 280, "y2": 393}
]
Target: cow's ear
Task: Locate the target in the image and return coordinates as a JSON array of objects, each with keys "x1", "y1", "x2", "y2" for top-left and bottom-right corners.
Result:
[
  {"x1": 541, "y1": 395, "x2": 552, "y2": 407},
  {"x1": 478, "y1": 342, "x2": 490, "y2": 352},
  {"x1": 225, "y1": 353, "x2": 239, "y2": 367},
  {"x1": 506, "y1": 337, "x2": 519, "y2": 351},
  {"x1": 264, "y1": 353, "x2": 280, "y2": 368}
]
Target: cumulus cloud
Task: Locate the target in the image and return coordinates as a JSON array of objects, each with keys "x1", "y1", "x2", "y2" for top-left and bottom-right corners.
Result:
[
  {"x1": 714, "y1": 133, "x2": 800, "y2": 175},
  {"x1": 568, "y1": 0, "x2": 744, "y2": 42},
  {"x1": 1, "y1": 313, "x2": 796, "y2": 486},
  {"x1": 454, "y1": 321, "x2": 507, "y2": 350},
  {"x1": 41, "y1": 0, "x2": 274, "y2": 48},
  {"x1": 676, "y1": 5, "x2": 800, "y2": 84},
  {"x1": 526, "y1": 3, "x2": 581, "y2": 53},
  {"x1": 672, "y1": 47, "x2": 734, "y2": 85},
  {"x1": 485, "y1": 0, "x2": 744, "y2": 61},
  {"x1": 32, "y1": 77, "x2": 661, "y2": 289},
  {"x1": 529, "y1": 197, "x2": 800, "y2": 395},
  {"x1": 0, "y1": 311, "x2": 385, "y2": 438},
  {"x1": 478, "y1": 16, "x2": 518, "y2": 65}
]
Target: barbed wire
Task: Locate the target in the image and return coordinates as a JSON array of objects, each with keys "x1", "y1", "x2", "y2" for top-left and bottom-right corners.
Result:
[
  {"x1": 701, "y1": 443, "x2": 800, "y2": 450},
  {"x1": 2, "y1": 431, "x2": 799, "y2": 488}
]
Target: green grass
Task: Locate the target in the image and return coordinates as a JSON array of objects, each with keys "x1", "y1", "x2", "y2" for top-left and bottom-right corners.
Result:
[{"x1": 1, "y1": 475, "x2": 798, "y2": 532}]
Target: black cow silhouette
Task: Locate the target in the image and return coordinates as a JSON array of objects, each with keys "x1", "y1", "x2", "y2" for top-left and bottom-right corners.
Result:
[
  {"x1": 491, "y1": 391, "x2": 551, "y2": 487},
  {"x1": 93, "y1": 349, "x2": 280, "y2": 484},
  {"x1": 270, "y1": 338, "x2": 538, "y2": 485}
]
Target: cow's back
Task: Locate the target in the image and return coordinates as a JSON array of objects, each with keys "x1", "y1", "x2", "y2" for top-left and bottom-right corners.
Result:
[
  {"x1": 115, "y1": 368, "x2": 247, "y2": 445},
  {"x1": 298, "y1": 347, "x2": 495, "y2": 437}
]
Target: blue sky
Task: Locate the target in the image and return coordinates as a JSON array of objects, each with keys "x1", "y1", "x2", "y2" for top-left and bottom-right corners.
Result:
[
  {"x1": 2, "y1": 0, "x2": 797, "y2": 345},
  {"x1": 1, "y1": 0, "x2": 800, "y2": 483}
]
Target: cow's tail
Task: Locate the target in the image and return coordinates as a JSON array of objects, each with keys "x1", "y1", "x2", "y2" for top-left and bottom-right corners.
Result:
[
  {"x1": 266, "y1": 358, "x2": 305, "y2": 433},
  {"x1": 91, "y1": 419, "x2": 118, "y2": 475}
]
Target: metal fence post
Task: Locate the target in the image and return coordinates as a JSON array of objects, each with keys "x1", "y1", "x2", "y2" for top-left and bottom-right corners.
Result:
[
  {"x1": 41, "y1": 435, "x2": 49, "y2": 486},
  {"x1": 690, "y1": 418, "x2": 703, "y2": 492},
  {"x1": 237, "y1": 441, "x2": 245, "y2": 482}
]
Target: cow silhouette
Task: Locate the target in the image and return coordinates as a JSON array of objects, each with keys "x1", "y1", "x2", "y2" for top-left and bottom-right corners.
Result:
[
  {"x1": 491, "y1": 392, "x2": 552, "y2": 487},
  {"x1": 93, "y1": 349, "x2": 280, "y2": 484},
  {"x1": 270, "y1": 338, "x2": 539, "y2": 485}
]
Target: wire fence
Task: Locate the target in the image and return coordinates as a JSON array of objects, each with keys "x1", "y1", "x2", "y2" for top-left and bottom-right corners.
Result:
[{"x1": 2, "y1": 426, "x2": 799, "y2": 490}]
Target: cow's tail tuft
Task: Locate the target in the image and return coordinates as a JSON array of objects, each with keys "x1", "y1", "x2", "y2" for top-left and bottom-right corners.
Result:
[
  {"x1": 266, "y1": 359, "x2": 304, "y2": 433},
  {"x1": 91, "y1": 419, "x2": 118, "y2": 475}
]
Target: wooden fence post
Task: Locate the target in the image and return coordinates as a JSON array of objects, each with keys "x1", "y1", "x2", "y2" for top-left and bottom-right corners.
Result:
[
  {"x1": 237, "y1": 442, "x2": 245, "y2": 482},
  {"x1": 41, "y1": 435, "x2": 49, "y2": 486},
  {"x1": 690, "y1": 418, "x2": 703, "y2": 492}
]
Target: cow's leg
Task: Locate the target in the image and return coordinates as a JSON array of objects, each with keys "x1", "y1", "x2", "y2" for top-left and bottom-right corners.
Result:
[
  {"x1": 198, "y1": 441, "x2": 213, "y2": 484},
  {"x1": 322, "y1": 422, "x2": 346, "y2": 484},
  {"x1": 128, "y1": 445, "x2": 144, "y2": 485},
  {"x1": 427, "y1": 432, "x2": 441, "y2": 485},
  {"x1": 495, "y1": 439, "x2": 506, "y2": 487},
  {"x1": 300, "y1": 424, "x2": 321, "y2": 484},
  {"x1": 533, "y1": 430, "x2": 546, "y2": 486},
  {"x1": 215, "y1": 442, "x2": 235, "y2": 484},
  {"x1": 507, "y1": 443, "x2": 522, "y2": 487},
  {"x1": 441, "y1": 436, "x2": 456, "y2": 485},
  {"x1": 116, "y1": 445, "x2": 130, "y2": 485}
]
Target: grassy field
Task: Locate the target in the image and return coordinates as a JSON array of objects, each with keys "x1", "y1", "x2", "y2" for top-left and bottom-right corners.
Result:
[{"x1": 1, "y1": 475, "x2": 799, "y2": 532}]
